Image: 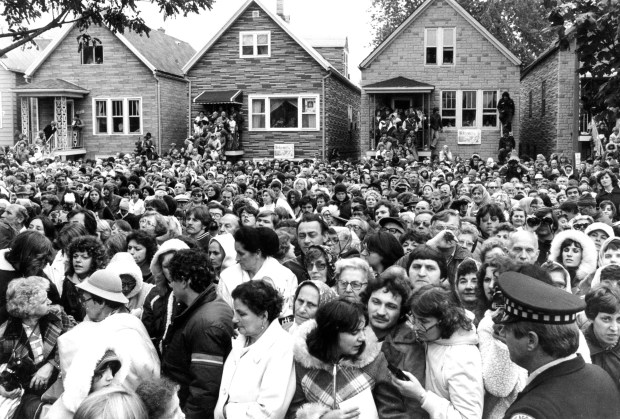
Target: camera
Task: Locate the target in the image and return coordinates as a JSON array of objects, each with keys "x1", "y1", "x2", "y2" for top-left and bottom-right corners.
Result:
[{"x1": 526, "y1": 216, "x2": 541, "y2": 228}]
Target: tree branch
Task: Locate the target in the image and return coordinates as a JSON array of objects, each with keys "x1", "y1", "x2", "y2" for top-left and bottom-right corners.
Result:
[{"x1": 0, "y1": 10, "x2": 70, "y2": 57}]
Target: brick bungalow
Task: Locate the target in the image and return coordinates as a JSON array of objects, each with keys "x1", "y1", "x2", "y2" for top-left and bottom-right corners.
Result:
[
  {"x1": 359, "y1": 0, "x2": 521, "y2": 161},
  {"x1": 520, "y1": 36, "x2": 595, "y2": 160},
  {"x1": 0, "y1": 39, "x2": 49, "y2": 147},
  {"x1": 183, "y1": 0, "x2": 361, "y2": 160},
  {"x1": 14, "y1": 24, "x2": 195, "y2": 159}
]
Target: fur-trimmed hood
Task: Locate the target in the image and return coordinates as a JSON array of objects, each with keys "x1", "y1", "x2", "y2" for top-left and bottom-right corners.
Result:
[
  {"x1": 293, "y1": 319, "x2": 381, "y2": 371},
  {"x1": 149, "y1": 239, "x2": 189, "y2": 286},
  {"x1": 548, "y1": 229, "x2": 598, "y2": 282}
]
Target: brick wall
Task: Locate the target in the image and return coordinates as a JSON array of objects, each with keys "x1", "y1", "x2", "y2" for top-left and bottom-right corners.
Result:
[
  {"x1": 314, "y1": 47, "x2": 347, "y2": 77},
  {"x1": 360, "y1": 0, "x2": 520, "y2": 160},
  {"x1": 325, "y1": 75, "x2": 361, "y2": 159},
  {"x1": 31, "y1": 25, "x2": 160, "y2": 158},
  {"x1": 186, "y1": 3, "x2": 359, "y2": 160},
  {"x1": 158, "y1": 74, "x2": 189, "y2": 151}
]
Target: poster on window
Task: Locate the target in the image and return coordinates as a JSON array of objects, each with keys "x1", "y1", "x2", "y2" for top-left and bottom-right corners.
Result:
[
  {"x1": 458, "y1": 129, "x2": 481, "y2": 145},
  {"x1": 274, "y1": 144, "x2": 294, "y2": 159},
  {"x1": 303, "y1": 99, "x2": 315, "y2": 113}
]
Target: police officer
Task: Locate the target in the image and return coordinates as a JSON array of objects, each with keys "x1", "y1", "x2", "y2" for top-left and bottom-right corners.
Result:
[{"x1": 496, "y1": 272, "x2": 620, "y2": 419}]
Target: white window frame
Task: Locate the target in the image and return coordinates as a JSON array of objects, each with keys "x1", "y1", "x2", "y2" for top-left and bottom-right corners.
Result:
[
  {"x1": 81, "y1": 44, "x2": 104, "y2": 65},
  {"x1": 92, "y1": 97, "x2": 143, "y2": 135},
  {"x1": 248, "y1": 94, "x2": 320, "y2": 131},
  {"x1": 440, "y1": 90, "x2": 499, "y2": 130},
  {"x1": 425, "y1": 27, "x2": 456, "y2": 66},
  {"x1": 239, "y1": 31, "x2": 271, "y2": 58}
]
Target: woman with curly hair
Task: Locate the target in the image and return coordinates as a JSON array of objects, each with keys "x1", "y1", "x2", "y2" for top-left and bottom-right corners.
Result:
[
  {"x1": 287, "y1": 189, "x2": 302, "y2": 219},
  {"x1": 60, "y1": 236, "x2": 108, "y2": 321},
  {"x1": 391, "y1": 285, "x2": 484, "y2": 419},
  {"x1": 0, "y1": 276, "x2": 75, "y2": 419}
]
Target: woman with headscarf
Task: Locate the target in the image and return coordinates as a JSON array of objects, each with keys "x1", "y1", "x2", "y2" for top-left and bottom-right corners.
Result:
[
  {"x1": 284, "y1": 280, "x2": 338, "y2": 334},
  {"x1": 466, "y1": 184, "x2": 491, "y2": 218},
  {"x1": 106, "y1": 252, "x2": 155, "y2": 319},
  {"x1": 208, "y1": 233, "x2": 237, "y2": 284},
  {"x1": 518, "y1": 196, "x2": 543, "y2": 216}
]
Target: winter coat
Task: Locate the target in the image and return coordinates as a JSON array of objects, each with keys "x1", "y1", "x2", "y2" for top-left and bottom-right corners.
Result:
[
  {"x1": 57, "y1": 312, "x2": 159, "y2": 392},
  {"x1": 162, "y1": 284, "x2": 234, "y2": 419},
  {"x1": 331, "y1": 194, "x2": 352, "y2": 220},
  {"x1": 548, "y1": 229, "x2": 598, "y2": 288},
  {"x1": 48, "y1": 338, "x2": 136, "y2": 419},
  {"x1": 142, "y1": 239, "x2": 189, "y2": 352},
  {"x1": 582, "y1": 322, "x2": 620, "y2": 391},
  {"x1": 219, "y1": 256, "x2": 297, "y2": 318},
  {"x1": 286, "y1": 320, "x2": 408, "y2": 419},
  {"x1": 380, "y1": 321, "x2": 428, "y2": 419},
  {"x1": 214, "y1": 319, "x2": 295, "y2": 419},
  {"x1": 477, "y1": 311, "x2": 526, "y2": 419},
  {"x1": 422, "y1": 316, "x2": 484, "y2": 419}
]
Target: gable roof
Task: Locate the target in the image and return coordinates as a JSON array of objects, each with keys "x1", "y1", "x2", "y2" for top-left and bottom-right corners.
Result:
[
  {"x1": 182, "y1": 0, "x2": 357, "y2": 91},
  {"x1": 359, "y1": 0, "x2": 521, "y2": 69},
  {"x1": 0, "y1": 39, "x2": 48, "y2": 73},
  {"x1": 25, "y1": 24, "x2": 196, "y2": 78}
]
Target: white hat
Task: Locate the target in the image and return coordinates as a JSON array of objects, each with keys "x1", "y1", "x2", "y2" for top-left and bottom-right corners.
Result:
[{"x1": 76, "y1": 269, "x2": 129, "y2": 304}]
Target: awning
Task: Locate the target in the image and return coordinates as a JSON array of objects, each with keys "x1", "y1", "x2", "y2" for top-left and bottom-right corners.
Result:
[
  {"x1": 363, "y1": 76, "x2": 434, "y2": 93},
  {"x1": 12, "y1": 78, "x2": 89, "y2": 98},
  {"x1": 194, "y1": 89, "x2": 242, "y2": 105}
]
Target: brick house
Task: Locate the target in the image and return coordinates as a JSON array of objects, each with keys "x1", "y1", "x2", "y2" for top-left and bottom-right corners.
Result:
[
  {"x1": 520, "y1": 36, "x2": 591, "y2": 160},
  {"x1": 14, "y1": 24, "x2": 195, "y2": 159},
  {"x1": 0, "y1": 40, "x2": 49, "y2": 147},
  {"x1": 183, "y1": 0, "x2": 361, "y2": 160},
  {"x1": 359, "y1": 0, "x2": 521, "y2": 160}
]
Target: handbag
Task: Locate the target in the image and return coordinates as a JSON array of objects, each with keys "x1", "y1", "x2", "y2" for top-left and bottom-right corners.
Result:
[{"x1": 0, "y1": 363, "x2": 23, "y2": 419}]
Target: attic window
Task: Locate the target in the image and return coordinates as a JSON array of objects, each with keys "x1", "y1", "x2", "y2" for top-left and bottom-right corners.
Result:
[
  {"x1": 240, "y1": 31, "x2": 270, "y2": 57},
  {"x1": 425, "y1": 28, "x2": 455, "y2": 65},
  {"x1": 81, "y1": 44, "x2": 103, "y2": 64},
  {"x1": 252, "y1": 11, "x2": 260, "y2": 18}
]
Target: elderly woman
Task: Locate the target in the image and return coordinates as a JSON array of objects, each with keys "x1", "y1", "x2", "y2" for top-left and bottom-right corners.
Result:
[
  {"x1": 126, "y1": 230, "x2": 158, "y2": 285},
  {"x1": 219, "y1": 227, "x2": 297, "y2": 320},
  {"x1": 60, "y1": 236, "x2": 108, "y2": 322},
  {"x1": 214, "y1": 281, "x2": 295, "y2": 419},
  {"x1": 285, "y1": 280, "x2": 338, "y2": 334},
  {"x1": 334, "y1": 257, "x2": 374, "y2": 303},
  {"x1": 467, "y1": 184, "x2": 491, "y2": 217},
  {"x1": 140, "y1": 210, "x2": 174, "y2": 245},
  {"x1": 0, "y1": 231, "x2": 60, "y2": 325},
  {"x1": 287, "y1": 299, "x2": 408, "y2": 418},
  {"x1": 392, "y1": 285, "x2": 484, "y2": 419},
  {"x1": 0, "y1": 276, "x2": 75, "y2": 419}
]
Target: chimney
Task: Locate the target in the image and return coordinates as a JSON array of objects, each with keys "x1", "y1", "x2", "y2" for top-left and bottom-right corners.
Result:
[
  {"x1": 157, "y1": 27, "x2": 165, "y2": 34},
  {"x1": 276, "y1": 0, "x2": 290, "y2": 23}
]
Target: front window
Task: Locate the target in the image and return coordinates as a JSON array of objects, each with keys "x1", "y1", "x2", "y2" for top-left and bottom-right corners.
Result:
[
  {"x1": 239, "y1": 31, "x2": 271, "y2": 57},
  {"x1": 440, "y1": 90, "x2": 500, "y2": 129},
  {"x1": 93, "y1": 98, "x2": 142, "y2": 135},
  {"x1": 482, "y1": 91, "x2": 498, "y2": 127},
  {"x1": 82, "y1": 45, "x2": 103, "y2": 65},
  {"x1": 249, "y1": 95, "x2": 320, "y2": 131}
]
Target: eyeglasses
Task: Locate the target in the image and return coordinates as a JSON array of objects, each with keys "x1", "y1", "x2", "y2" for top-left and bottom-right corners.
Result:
[
  {"x1": 79, "y1": 295, "x2": 93, "y2": 304},
  {"x1": 382, "y1": 227, "x2": 403, "y2": 235},
  {"x1": 306, "y1": 261, "x2": 327, "y2": 271},
  {"x1": 573, "y1": 223, "x2": 590, "y2": 231},
  {"x1": 336, "y1": 280, "x2": 367, "y2": 291},
  {"x1": 413, "y1": 221, "x2": 430, "y2": 227},
  {"x1": 432, "y1": 224, "x2": 459, "y2": 233}
]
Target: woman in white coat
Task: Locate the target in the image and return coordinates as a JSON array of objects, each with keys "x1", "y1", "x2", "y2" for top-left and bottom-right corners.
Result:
[
  {"x1": 219, "y1": 227, "x2": 297, "y2": 320},
  {"x1": 214, "y1": 280, "x2": 295, "y2": 419},
  {"x1": 392, "y1": 285, "x2": 484, "y2": 419}
]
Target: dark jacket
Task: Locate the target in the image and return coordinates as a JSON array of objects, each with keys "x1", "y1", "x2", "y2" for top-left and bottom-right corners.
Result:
[
  {"x1": 583, "y1": 323, "x2": 620, "y2": 391},
  {"x1": 331, "y1": 194, "x2": 352, "y2": 220},
  {"x1": 283, "y1": 255, "x2": 310, "y2": 285},
  {"x1": 380, "y1": 322, "x2": 428, "y2": 419},
  {"x1": 504, "y1": 355, "x2": 620, "y2": 419},
  {"x1": 142, "y1": 284, "x2": 183, "y2": 353},
  {"x1": 162, "y1": 284, "x2": 234, "y2": 419}
]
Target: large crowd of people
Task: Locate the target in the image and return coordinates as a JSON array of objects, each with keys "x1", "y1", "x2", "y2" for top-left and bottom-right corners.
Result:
[{"x1": 0, "y1": 139, "x2": 620, "y2": 419}]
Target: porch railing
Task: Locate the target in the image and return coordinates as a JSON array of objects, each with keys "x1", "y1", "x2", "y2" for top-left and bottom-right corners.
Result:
[{"x1": 51, "y1": 128, "x2": 83, "y2": 152}]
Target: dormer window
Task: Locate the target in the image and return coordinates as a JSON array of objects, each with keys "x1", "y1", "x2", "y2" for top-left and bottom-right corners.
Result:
[
  {"x1": 81, "y1": 44, "x2": 103, "y2": 64},
  {"x1": 240, "y1": 31, "x2": 271, "y2": 57}
]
